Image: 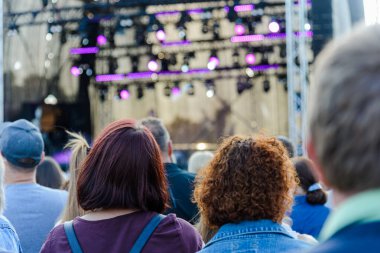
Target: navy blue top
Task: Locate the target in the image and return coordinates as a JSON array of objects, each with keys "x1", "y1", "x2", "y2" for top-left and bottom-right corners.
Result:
[
  {"x1": 309, "y1": 221, "x2": 380, "y2": 253},
  {"x1": 164, "y1": 163, "x2": 198, "y2": 223},
  {"x1": 290, "y1": 195, "x2": 330, "y2": 238}
]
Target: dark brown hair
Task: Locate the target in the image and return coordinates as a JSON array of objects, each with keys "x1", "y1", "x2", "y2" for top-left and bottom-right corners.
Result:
[
  {"x1": 36, "y1": 157, "x2": 64, "y2": 189},
  {"x1": 194, "y1": 135, "x2": 297, "y2": 229},
  {"x1": 293, "y1": 157, "x2": 327, "y2": 205},
  {"x1": 77, "y1": 119, "x2": 169, "y2": 213}
]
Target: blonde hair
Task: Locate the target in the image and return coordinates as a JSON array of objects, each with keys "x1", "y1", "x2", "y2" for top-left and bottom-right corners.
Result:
[{"x1": 59, "y1": 132, "x2": 89, "y2": 223}]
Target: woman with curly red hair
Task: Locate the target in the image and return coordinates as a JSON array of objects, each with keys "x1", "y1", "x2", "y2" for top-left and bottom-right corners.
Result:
[{"x1": 194, "y1": 135, "x2": 312, "y2": 252}]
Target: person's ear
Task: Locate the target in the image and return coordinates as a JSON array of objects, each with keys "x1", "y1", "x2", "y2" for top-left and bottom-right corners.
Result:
[
  {"x1": 307, "y1": 138, "x2": 331, "y2": 188},
  {"x1": 167, "y1": 141, "x2": 173, "y2": 157},
  {"x1": 39, "y1": 152, "x2": 45, "y2": 165}
]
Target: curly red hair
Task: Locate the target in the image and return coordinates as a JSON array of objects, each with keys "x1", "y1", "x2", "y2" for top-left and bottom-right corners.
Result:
[{"x1": 194, "y1": 135, "x2": 297, "y2": 229}]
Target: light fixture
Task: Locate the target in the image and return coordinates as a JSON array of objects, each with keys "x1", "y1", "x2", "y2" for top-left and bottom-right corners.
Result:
[
  {"x1": 44, "y1": 94, "x2": 58, "y2": 105},
  {"x1": 207, "y1": 51, "x2": 220, "y2": 70},
  {"x1": 237, "y1": 77, "x2": 253, "y2": 95},
  {"x1": 164, "y1": 83, "x2": 172, "y2": 97},
  {"x1": 245, "y1": 52, "x2": 256, "y2": 65},
  {"x1": 70, "y1": 66, "x2": 82, "y2": 77},
  {"x1": 147, "y1": 58, "x2": 159, "y2": 72},
  {"x1": 263, "y1": 79, "x2": 271, "y2": 93},
  {"x1": 118, "y1": 86, "x2": 130, "y2": 100},
  {"x1": 96, "y1": 34, "x2": 107, "y2": 46},
  {"x1": 137, "y1": 85, "x2": 144, "y2": 99},
  {"x1": 205, "y1": 80, "x2": 215, "y2": 98},
  {"x1": 156, "y1": 29, "x2": 166, "y2": 42},
  {"x1": 268, "y1": 20, "x2": 280, "y2": 33},
  {"x1": 171, "y1": 83, "x2": 181, "y2": 97},
  {"x1": 185, "y1": 82, "x2": 195, "y2": 96}
]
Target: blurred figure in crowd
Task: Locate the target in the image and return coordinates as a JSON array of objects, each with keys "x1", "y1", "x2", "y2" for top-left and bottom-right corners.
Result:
[
  {"x1": 58, "y1": 132, "x2": 88, "y2": 223},
  {"x1": 307, "y1": 25, "x2": 380, "y2": 252},
  {"x1": 290, "y1": 157, "x2": 330, "y2": 238},
  {"x1": 188, "y1": 151, "x2": 214, "y2": 174},
  {"x1": 36, "y1": 157, "x2": 65, "y2": 189},
  {"x1": 1, "y1": 120, "x2": 67, "y2": 253},
  {"x1": 140, "y1": 117, "x2": 198, "y2": 223},
  {"x1": 41, "y1": 119, "x2": 202, "y2": 253},
  {"x1": 194, "y1": 135, "x2": 312, "y2": 252},
  {"x1": 0, "y1": 153, "x2": 22, "y2": 253},
  {"x1": 277, "y1": 135, "x2": 295, "y2": 158}
]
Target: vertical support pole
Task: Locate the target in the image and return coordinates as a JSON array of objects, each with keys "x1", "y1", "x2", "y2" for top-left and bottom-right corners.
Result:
[{"x1": 0, "y1": 0, "x2": 4, "y2": 123}]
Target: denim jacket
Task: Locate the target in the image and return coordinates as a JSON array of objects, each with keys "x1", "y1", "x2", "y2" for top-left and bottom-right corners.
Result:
[
  {"x1": 199, "y1": 219, "x2": 312, "y2": 253},
  {"x1": 0, "y1": 215, "x2": 23, "y2": 253}
]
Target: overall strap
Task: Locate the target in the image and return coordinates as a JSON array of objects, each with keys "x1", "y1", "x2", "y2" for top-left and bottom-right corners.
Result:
[
  {"x1": 130, "y1": 214, "x2": 166, "y2": 253},
  {"x1": 64, "y1": 221, "x2": 84, "y2": 253}
]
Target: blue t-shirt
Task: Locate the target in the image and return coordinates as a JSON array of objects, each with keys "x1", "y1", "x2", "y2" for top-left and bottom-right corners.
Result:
[
  {"x1": 290, "y1": 195, "x2": 330, "y2": 238},
  {"x1": 0, "y1": 215, "x2": 22, "y2": 253},
  {"x1": 4, "y1": 184, "x2": 67, "y2": 253}
]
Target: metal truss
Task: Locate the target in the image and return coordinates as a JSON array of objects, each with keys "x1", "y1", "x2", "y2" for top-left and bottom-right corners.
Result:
[{"x1": 285, "y1": 0, "x2": 310, "y2": 155}]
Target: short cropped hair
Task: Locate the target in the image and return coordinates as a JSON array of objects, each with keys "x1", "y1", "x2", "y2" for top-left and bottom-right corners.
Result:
[
  {"x1": 194, "y1": 136, "x2": 297, "y2": 229},
  {"x1": 277, "y1": 136, "x2": 295, "y2": 158},
  {"x1": 139, "y1": 117, "x2": 170, "y2": 153},
  {"x1": 77, "y1": 119, "x2": 169, "y2": 213},
  {"x1": 309, "y1": 25, "x2": 380, "y2": 193}
]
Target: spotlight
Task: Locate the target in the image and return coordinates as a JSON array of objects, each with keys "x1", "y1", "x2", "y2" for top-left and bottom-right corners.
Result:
[
  {"x1": 131, "y1": 56, "x2": 139, "y2": 72},
  {"x1": 212, "y1": 21, "x2": 220, "y2": 39},
  {"x1": 263, "y1": 79, "x2": 271, "y2": 93},
  {"x1": 147, "y1": 58, "x2": 159, "y2": 72},
  {"x1": 156, "y1": 29, "x2": 166, "y2": 42},
  {"x1": 137, "y1": 85, "x2": 144, "y2": 99},
  {"x1": 96, "y1": 34, "x2": 107, "y2": 46},
  {"x1": 268, "y1": 20, "x2": 280, "y2": 33},
  {"x1": 118, "y1": 86, "x2": 130, "y2": 100},
  {"x1": 207, "y1": 51, "x2": 220, "y2": 70},
  {"x1": 70, "y1": 66, "x2": 82, "y2": 77},
  {"x1": 245, "y1": 52, "x2": 256, "y2": 65},
  {"x1": 184, "y1": 82, "x2": 195, "y2": 96},
  {"x1": 99, "y1": 85, "x2": 108, "y2": 102},
  {"x1": 177, "y1": 12, "x2": 191, "y2": 40},
  {"x1": 234, "y1": 19, "x2": 246, "y2": 35},
  {"x1": 201, "y1": 20, "x2": 209, "y2": 34},
  {"x1": 205, "y1": 80, "x2": 215, "y2": 98},
  {"x1": 171, "y1": 83, "x2": 181, "y2": 97},
  {"x1": 164, "y1": 83, "x2": 172, "y2": 97},
  {"x1": 181, "y1": 55, "x2": 190, "y2": 73},
  {"x1": 232, "y1": 48, "x2": 240, "y2": 67},
  {"x1": 237, "y1": 77, "x2": 253, "y2": 95}
]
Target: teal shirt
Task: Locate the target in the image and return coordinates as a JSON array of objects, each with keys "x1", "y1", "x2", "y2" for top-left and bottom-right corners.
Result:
[{"x1": 319, "y1": 188, "x2": 380, "y2": 241}]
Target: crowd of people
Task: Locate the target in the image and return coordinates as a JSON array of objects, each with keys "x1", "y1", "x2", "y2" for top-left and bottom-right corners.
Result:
[{"x1": 0, "y1": 24, "x2": 379, "y2": 253}]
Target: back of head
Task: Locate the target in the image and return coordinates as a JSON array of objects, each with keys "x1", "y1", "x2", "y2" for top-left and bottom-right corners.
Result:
[
  {"x1": 77, "y1": 119, "x2": 169, "y2": 213},
  {"x1": 139, "y1": 117, "x2": 170, "y2": 153},
  {"x1": 293, "y1": 157, "x2": 327, "y2": 205},
  {"x1": 59, "y1": 132, "x2": 89, "y2": 223},
  {"x1": 36, "y1": 157, "x2": 64, "y2": 189},
  {"x1": 194, "y1": 135, "x2": 296, "y2": 229},
  {"x1": 310, "y1": 24, "x2": 380, "y2": 193},
  {"x1": 188, "y1": 151, "x2": 214, "y2": 174},
  {"x1": 277, "y1": 136, "x2": 295, "y2": 158},
  {"x1": 0, "y1": 119, "x2": 44, "y2": 169}
]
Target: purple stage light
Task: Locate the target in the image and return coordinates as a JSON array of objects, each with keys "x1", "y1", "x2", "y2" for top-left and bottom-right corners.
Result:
[
  {"x1": 207, "y1": 56, "x2": 220, "y2": 70},
  {"x1": 187, "y1": 9, "x2": 203, "y2": 15},
  {"x1": 231, "y1": 34, "x2": 265, "y2": 43},
  {"x1": 171, "y1": 86, "x2": 181, "y2": 96},
  {"x1": 127, "y1": 72, "x2": 154, "y2": 79},
  {"x1": 268, "y1": 21, "x2": 280, "y2": 33},
  {"x1": 234, "y1": 4, "x2": 254, "y2": 12},
  {"x1": 162, "y1": 41, "x2": 191, "y2": 47},
  {"x1": 119, "y1": 90, "x2": 130, "y2": 100},
  {"x1": 95, "y1": 74, "x2": 125, "y2": 82},
  {"x1": 70, "y1": 47, "x2": 99, "y2": 55},
  {"x1": 245, "y1": 53, "x2": 256, "y2": 65},
  {"x1": 147, "y1": 60, "x2": 159, "y2": 72},
  {"x1": 96, "y1": 35, "x2": 107, "y2": 46},
  {"x1": 127, "y1": 68, "x2": 210, "y2": 80},
  {"x1": 249, "y1": 64, "x2": 279, "y2": 71},
  {"x1": 234, "y1": 24, "x2": 246, "y2": 35},
  {"x1": 70, "y1": 66, "x2": 81, "y2": 77},
  {"x1": 156, "y1": 30, "x2": 166, "y2": 42}
]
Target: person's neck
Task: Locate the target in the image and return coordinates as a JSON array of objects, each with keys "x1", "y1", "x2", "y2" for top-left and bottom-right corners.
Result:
[
  {"x1": 81, "y1": 208, "x2": 139, "y2": 221},
  {"x1": 332, "y1": 190, "x2": 353, "y2": 207},
  {"x1": 4, "y1": 166, "x2": 36, "y2": 185}
]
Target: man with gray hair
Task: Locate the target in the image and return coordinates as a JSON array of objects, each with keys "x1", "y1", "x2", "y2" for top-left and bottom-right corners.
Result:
[
  {"x1": 307, "y1": 25, "x2": 380, "y2": 252},
  {"x1": 139, "y1": 117, "x2": 198, "y2": 223}
]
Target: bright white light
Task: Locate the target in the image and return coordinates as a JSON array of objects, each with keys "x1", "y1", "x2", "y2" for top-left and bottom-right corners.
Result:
[
  {"x1": 44, "y1": 94, "x2": 58, "y2": 105},
  {"x1": 14, "y1": 61, "x2": 22, "y2": 70},
  {"x1": 364, "y1": 0, "x2": 380, "y2": 25},
  {"x1": 181, "y1": 65, "x2": 189, "y2": 73},
  {"x1": 196, "y1": 143, "x2": 207, "y2": 150},
  {"x1": 44, "y1": 60, "x2": 51, "y2": 68},
  {"x1": 207, "y1": 61, "x2": 217, "y2": 70},
  {"x1": 304, "y1": 23, "x2": 311, "y2": 31},
  {"x1": 245, "y1": 68, "x2": 255, "y2": 77},
  {"x1": 46, "y1": 33, "x2": 53, "y2": 41},
  {"x1": 206, "y1": 89, "x2": 214, "y2": 98}
]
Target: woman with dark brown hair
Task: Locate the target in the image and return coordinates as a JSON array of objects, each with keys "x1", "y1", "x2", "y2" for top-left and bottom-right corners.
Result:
[
  {"x1": 41, "y1": 119, "x2": 202, "y2": 253},
  {"x1": 194, "y1": 135, "x2": 312, "y2": 252},
  {"x1": 290, "y1": 157, "x2": 330, "y2": 238}
]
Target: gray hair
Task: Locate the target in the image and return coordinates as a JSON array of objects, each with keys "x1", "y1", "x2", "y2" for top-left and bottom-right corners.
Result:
[
  {"x1": 139, "y1": 117, "x2": 170, "y2": 152},
  {"x1": 188, "y1": 151, "x2": 214, "y2": 174},
  {"x1": 309, "y1": 24, "x2": 380, "y2": 193}
]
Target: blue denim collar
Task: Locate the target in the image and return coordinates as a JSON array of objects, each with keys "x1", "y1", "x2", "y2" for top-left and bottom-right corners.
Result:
[{"x1": 205, "y1": 219, "x2": 296, "y2": 248}]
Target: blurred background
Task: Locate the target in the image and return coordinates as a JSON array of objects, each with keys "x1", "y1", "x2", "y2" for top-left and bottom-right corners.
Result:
[{"x1": 1, "y1": 0, "x2": 378, "y2": 169}]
